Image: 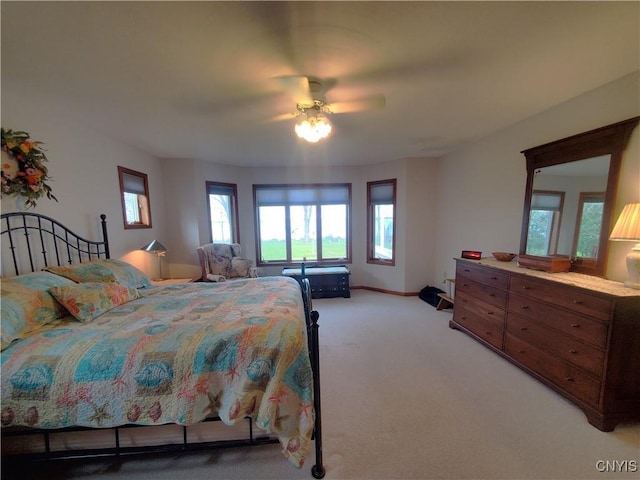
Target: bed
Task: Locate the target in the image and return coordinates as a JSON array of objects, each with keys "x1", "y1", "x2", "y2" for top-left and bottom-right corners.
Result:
[{"x1": 0, "y1": 212, "x2": 325, "y2": 478}]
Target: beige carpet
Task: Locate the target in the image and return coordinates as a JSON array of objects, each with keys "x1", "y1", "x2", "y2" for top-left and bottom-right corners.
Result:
[{"x1": 3, "y1": 290, "x2": 639, "y2": 479}]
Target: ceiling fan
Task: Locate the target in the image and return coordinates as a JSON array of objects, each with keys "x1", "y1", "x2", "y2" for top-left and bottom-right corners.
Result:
[{"x1": 271, "y1": 75, "x2": 385, "y2": 142}]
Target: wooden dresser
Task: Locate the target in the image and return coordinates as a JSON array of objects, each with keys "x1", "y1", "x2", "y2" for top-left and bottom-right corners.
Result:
[{"x1": 450, "y1": 258, "x2": 640, "y2": 431}]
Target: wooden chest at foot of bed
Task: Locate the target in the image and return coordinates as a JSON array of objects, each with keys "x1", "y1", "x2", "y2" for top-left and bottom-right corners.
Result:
[{"x1": 282, "y1": 266, "x2": 351, "y2": 299}]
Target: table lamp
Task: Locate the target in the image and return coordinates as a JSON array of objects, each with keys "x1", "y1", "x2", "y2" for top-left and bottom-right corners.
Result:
[
  {"x1": 609, "y1": 202, "x2": 640, "y2": 289},
  {"x1": 140, "y1": 239, "x2": 168, "y2": 280}
]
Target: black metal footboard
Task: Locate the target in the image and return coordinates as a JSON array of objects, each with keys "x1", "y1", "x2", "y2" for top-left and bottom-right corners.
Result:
[{"x1": 301, "y1": 276, "x2": 325, "y2": 479}]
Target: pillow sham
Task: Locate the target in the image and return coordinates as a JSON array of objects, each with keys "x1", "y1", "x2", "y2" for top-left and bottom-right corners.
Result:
[
  {"x1": 49, "y1": 282, "x2": 141, "y2": 323},
  {"x1": 43, "y1": 263, "x2": 117, "y2": 283},
  {"x1": 1, "y1": 272, "x2": 76, "y2": 350},
  {"x1": 45, "y1": 258, "x2": 151, "y2": 289}
]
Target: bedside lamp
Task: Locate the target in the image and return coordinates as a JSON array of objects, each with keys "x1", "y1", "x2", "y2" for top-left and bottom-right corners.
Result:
[
  {"x1": 140, "y1": 239, "x2": 168, "y2": 281},
  {"x1": 609, "y1": 202, "x2": 640, "y2": 289}
]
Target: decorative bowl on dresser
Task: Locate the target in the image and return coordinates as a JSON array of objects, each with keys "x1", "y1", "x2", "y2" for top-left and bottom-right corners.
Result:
[
  {"x1": 492, "y1": 252, "x2": 517, "y2": 262},
  {"x1": 450, "y1": 257, "x2": 640, "y2": 431}
]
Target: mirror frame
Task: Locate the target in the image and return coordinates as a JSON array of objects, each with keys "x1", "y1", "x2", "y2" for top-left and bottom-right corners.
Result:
[{"x1": 520, "y1": 117, "x2": 639, "y2": 277}]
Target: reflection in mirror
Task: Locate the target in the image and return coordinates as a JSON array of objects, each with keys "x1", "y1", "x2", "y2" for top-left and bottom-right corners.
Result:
[
  {"x1": 118, "y1": 166, "x2": 152, "y2": 229},
  {"x1": 574, "y1": 192, "x2": 605, "y2": 260},
  {"x1": 526, "y1": 191, "x2": 565, "y2": 255},
  {"x1": 526, "y1": 156, "x2": 609, "y2": 261},
  {"x1": 520, "y1": 117, "x2": 639, "y2": 277}
]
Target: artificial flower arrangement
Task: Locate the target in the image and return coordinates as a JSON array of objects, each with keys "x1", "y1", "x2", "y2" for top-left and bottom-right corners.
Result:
[{"x1": 1, "y1": 128, "x2": 57, "y2": 208}]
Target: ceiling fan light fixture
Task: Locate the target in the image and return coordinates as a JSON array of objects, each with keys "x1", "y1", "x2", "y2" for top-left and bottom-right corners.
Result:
[{"x1": 295, "y1": 115, "x2": 332, "y2": 143}]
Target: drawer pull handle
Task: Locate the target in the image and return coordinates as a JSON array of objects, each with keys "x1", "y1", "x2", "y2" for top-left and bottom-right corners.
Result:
[
  {"x1": 489, "y1": 293, "x2": 495, "y2": 297},
  {"x1": 490, "y1": 276, "x2": 498, "y2": 280},
  {"x1": 518, "y1": 349, "x2": 525, "y2": 354},
  {"x1": 569, "y1": 349, "x2": 577, "y2": 354},
  {"x1": 487, "y1": 311, "x2": 494, "y2": 315},
  {"x1": 565, "y1": 376, "x2": 574, "y2": 382},
  {"x1": 461, "y1": 316, "x2": 467, "y2": 320},
  {"x1": 464, "y1": 269, "x2": 470, "y2": 272},
  {"x1": 573, "y1": 300, "x2": 584, "y2": 305},
  {"x1": 519, "y1": 327, "x2": 528, "y2": 331},
  {"x1": 463, "y1": 283, "x2": 469, "y2": 287},
  {"x1": 570, "y1": 323, "x2": 580, "y2": 328},
  {"x1": 522, "y1": 285, "x2": 531, "y2": 290},
  {"x1": 521, "y1": 305, "x2": 530, "y2": 310},
  {"x1": 485, "y1": 331, "x2": 492, "y2": 335}
]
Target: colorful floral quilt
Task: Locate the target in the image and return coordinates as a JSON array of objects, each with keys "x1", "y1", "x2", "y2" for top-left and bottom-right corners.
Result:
[{"x1": 1, "y1": 276, "x2": 314, "y2": 468}]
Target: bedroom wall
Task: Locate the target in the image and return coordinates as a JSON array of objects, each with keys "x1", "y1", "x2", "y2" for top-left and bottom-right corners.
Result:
[
  {"x1": 4, "y1": 73, "x2": 636, "y2": 289},
  {"x1": 162, "y1": 158, "x2": 439, "y2": 292},
  {"x1": 1, "y1": 85, "x2": 168, "y2": 276},
  {"x1": 433, "y1": 71, "x2": 640, "y2": 285}
]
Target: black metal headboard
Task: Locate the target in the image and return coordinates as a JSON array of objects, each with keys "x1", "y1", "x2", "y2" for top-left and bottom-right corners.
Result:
[{"x1": 1, "y1": 212, "x2": 110, "y2": 277}]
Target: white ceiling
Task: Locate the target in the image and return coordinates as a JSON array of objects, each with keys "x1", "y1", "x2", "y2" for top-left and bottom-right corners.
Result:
[{"x1": 2, "y1": 1, "x2": 639, "y2": 167}]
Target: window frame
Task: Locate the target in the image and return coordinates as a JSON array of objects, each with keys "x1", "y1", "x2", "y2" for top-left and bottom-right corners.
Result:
[
  {"x1": 526, "y1": 190, "x2": 565, "y2": 256},
  {"x1": 367, "y1": 178, "x2": 397, "y2": 266},
  {"x1": 206, "y1": 181, "x2": 240, "y2": 244},
  {"x1": 118, "y1": 166, "x2": 152, "y2": 229},
  {"x1": 572, "y1": 191, "x2": 605, "y2": 264},
  {"x1": 253, "y1": 183, "x2": 352, "y2": 267}
]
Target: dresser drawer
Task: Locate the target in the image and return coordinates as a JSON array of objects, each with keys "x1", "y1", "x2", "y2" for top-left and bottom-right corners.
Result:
[
  {"x1": 505, "y1": 334, "x2": 601, "y2": 407},
  {"x1": 454, "y1": 293, "x2": 504, "y2": 349},
  {"x1": 456, "y1": 262, "x2": 510, "y2": 290},
  {"x1": 507, "y1": 313, "x2": 605, "y2": 377},
  {"x1": 455, "y1": 277, "x2": 508, "y2": 308},
  {"x1": 510, "y1": 276, "x2": 612, "y2": 322},
  {"x1": 508, "y1": 292, "x2": 608, "y2": 348}
]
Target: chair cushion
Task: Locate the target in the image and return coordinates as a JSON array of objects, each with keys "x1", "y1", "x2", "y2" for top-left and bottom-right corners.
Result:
[
  {"x1": 231, "y1": 258, "x2": 252, "y2": 278},
  {"x1": 208, "y1": 252, "x2": 231, "y2": 277}
]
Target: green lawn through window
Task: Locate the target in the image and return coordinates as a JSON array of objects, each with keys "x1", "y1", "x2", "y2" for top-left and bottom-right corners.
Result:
[{"x1": 261, "y1": 239, "x2": 346, "y2": 262}]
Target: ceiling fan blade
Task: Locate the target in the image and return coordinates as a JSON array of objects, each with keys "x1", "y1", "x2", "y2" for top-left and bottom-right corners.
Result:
[
  {"x1": 328, "y1": 94, "x2": 386, "y2": 114},
  {"x1": 273, "y1": 75, "x2": 313, "y2": 105},
  {"x1": 267, "y1": 111, "x2": 299, "y2": 123}
]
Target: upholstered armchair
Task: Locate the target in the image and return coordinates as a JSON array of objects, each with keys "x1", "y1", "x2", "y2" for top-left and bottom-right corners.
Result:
[{"x1": 196, "y1": 243, "x2": 258, "y2": 282}]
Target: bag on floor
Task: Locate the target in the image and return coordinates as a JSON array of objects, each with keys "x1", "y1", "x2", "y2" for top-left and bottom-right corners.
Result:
[{"x1": 418, "y1": 285, "x2": 445, "y2": 308}]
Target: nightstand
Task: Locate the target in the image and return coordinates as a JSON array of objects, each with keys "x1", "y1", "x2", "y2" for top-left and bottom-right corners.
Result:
[{"x1": 151, "y1": 278, "x2": 193, "y2": 286}]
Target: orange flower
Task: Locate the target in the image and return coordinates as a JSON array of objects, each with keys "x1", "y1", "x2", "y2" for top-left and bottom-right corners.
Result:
[
  {"x1": 25, "y1": 168, "x2": 43, "y2": 184},
  {"x1": 20, "y1": 141, "x2": 33, "y2": 154}
]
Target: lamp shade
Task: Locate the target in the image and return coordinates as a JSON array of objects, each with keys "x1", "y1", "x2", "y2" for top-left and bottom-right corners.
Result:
[
  {"x1": 609, "y1": 203, "x2": 640, "y2": 241},
  {"x1": 140, "y1": 239, "x2": 168, "y2": 254}
]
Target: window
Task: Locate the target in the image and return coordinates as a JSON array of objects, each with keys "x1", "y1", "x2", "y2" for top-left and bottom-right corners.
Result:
[
  {"x1": 367, "y1": 179, "x2": 396, "y2": 265},
  {"x1": 573, "y1": 192, "x2": 605, "y2": 259},
  {"x1": 525, "y1": 190, "x2": 564, "y2": 256},
  {"x1": 254, "y1": 184, "x2": 351, "y2": 266},
  {"x1": 118, "y1": 166, "x2": 152, "y2": 229},
  {"x1": 206, "y1": 181, "x2": 239, "y2": 244}
]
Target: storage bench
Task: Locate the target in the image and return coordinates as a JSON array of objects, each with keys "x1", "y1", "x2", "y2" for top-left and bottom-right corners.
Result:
[{"x1": 282, "y1": 265, "x2": 351, "y2": 299}]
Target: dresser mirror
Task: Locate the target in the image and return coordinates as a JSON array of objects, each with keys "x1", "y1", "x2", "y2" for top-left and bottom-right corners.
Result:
[{"x1": 520, "y1": 117, "x2": 639, "y2": 277}]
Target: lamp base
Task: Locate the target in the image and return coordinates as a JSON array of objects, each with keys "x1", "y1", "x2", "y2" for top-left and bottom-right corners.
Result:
[{"x1": 624, "y1": 245, "x2": 640, "y2": 289}]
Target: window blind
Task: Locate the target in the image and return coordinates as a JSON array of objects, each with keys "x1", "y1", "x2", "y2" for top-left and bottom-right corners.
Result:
[{"x1": 255, "y1": 184, "x2": 350, "y2": 206}]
